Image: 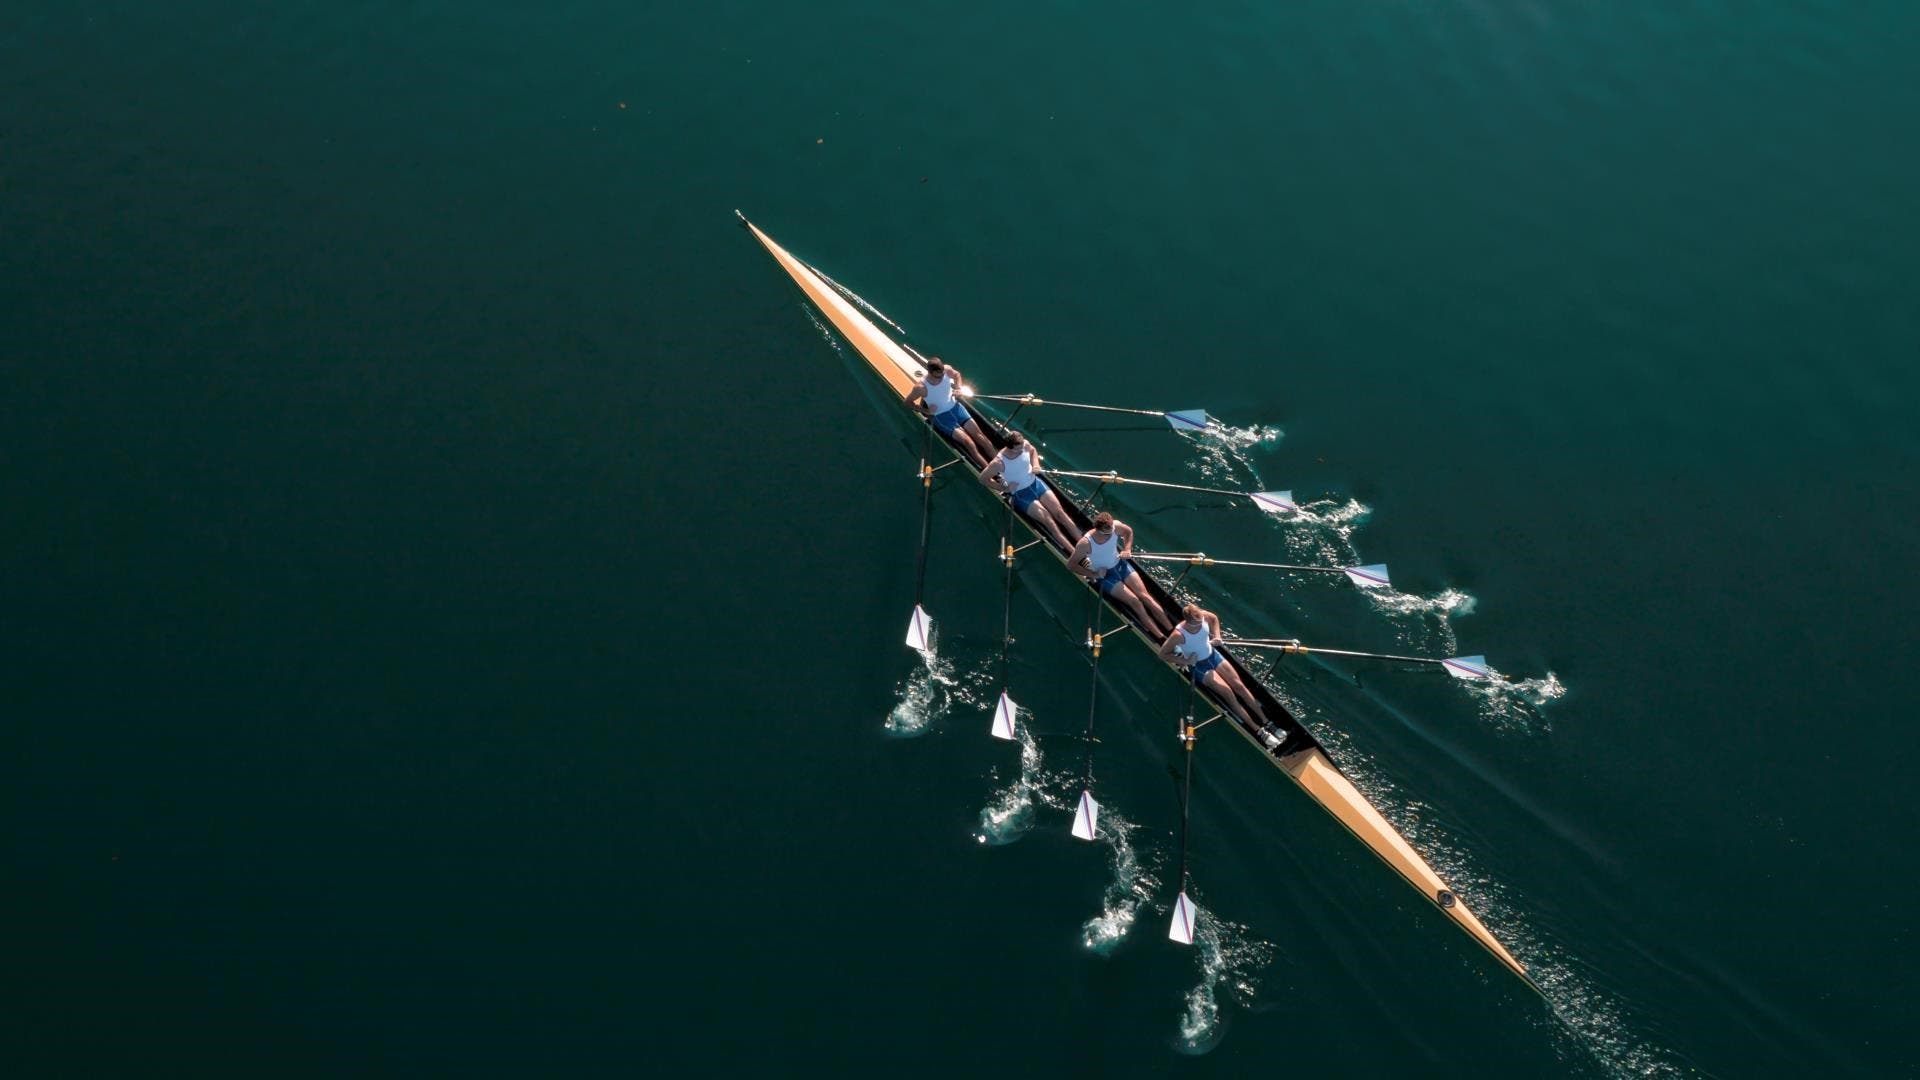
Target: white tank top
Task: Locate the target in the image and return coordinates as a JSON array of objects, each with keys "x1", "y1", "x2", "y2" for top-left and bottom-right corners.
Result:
[
  {"x1": 999, "y1": 447, "x2": 1035, "y2": 489},
  {"x1": 1086, "y1": 530, "x2": 1121, "y2": 572},
  {"x1": 1176, "y1": 622, "x2": 1212, "y2": 663},
  {"x1": 923, "y1": 372, "x2": 955, "y2": 412}
]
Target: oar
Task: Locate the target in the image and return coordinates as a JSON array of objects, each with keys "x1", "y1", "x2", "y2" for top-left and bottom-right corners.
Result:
[
  {"x1": 1221, "y1": 638, "x2": 1509, "y2": 682},
  {"x1": 970, "y1": 392, "x2": 1213, "y2": 433},
  {"x1": 905, "y1": 430, "x2": 936, "y2": 652},
  {"x1": 1134, "y1": 552, "x2": 1391, "y2": 591},
  {"x1": 1168, "y1": 708, "x2": 1199, "y2": 945},
  {"x1": 1047, "y1": 469, "x2": 1300, "y2": 514},
  {"x1": 991, "y1": 502, "x2": 1020, "y2": 740},
  {"x1": 1071, "y1": 610, "x2": 1106, "y2": 841}
]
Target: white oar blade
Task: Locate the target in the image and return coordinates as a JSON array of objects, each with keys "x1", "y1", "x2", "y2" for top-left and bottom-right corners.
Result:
[
  {"x1": 1344, "y1": 564, "x2": 1391, "y2": 589},
  {"x1": 1164, "y1": 409, "x2": 1211, "y2": 433},
  {"x1": 1168, "y1": 892, "x2": 1198, "y2": 945},
  {"x1": 905, "y1": 605, "x2": 933, "y2": 652},
  {"x1": 1071, "y1": 791, "x2": 1100, "y2": 841},
  {"x1": 1443, "y1": 655, "x2": 1493, "y2": 681},
  {"x1": 1251, "y1": 490, "x2": 1296, "y2": 514},
  {"x1": 991, "y1": 692, "x2": 1018, "y2": 740}
]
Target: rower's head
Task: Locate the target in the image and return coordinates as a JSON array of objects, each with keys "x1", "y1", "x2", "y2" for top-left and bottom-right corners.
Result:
[
  {"x1": 1002, "y1": 431, "x2": 1026, "y2": 455},
  {"x1": 1092, "y1": 511, "x2": 1114, "y2": 536},
  {"x1": 1183, "y1": 603, "x2": 1205, "y2": 627},
  {"x1": 923, "y1": 358, "x2": 945, "y2": 381}
]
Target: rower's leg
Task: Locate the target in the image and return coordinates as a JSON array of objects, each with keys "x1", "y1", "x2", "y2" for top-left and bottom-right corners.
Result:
[
  {"x1": 958, "y1": 421, "x2": 994, "y2": 467},
  {"x1": 1046, "y1": 500, "x2": 1079, "y2": 550},
  {"x1": 1124, "y1": 577, "x2": 1172, "y2": 636},
  {"x1": 1112, "y1": 585, "x2": 1155, "y2": 633},
  {"x1": 1028, "y1": 496, "x2": 1075, "y2": 550},
  {"x1": 1216, "y1": 666, "x2": 1267, "y2": 724},
  {"x1": 1203, "y1": 672, "x2": 1255, "y2": 726}
]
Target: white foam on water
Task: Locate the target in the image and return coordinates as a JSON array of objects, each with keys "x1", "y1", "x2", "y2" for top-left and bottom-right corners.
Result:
[
  {"x1": 1291, "y1": 495, "x2": 1373, "y2": 549},
  {"x1": 1465, "y1": 669, "x2": 1567, "y2": 733},
  {"x1": 1180, "y1": 422, "x2": 1284, "y2": 482},
  {"x1": 975, "y1": 718, "x2": 1060, "y2": 845},
  {"x1": 1370, "y1": 586, "x2": 1478, "y2": 654},
  {"x1": 1172, "y1": 905, "x2": 1275, "y2": 1056},
  {"x1": 885, "y1": 634, "x2": 959, "y2": 737},
  {"x1": 1079, "y1": 809, "x2": 1160, "y2": 955}
]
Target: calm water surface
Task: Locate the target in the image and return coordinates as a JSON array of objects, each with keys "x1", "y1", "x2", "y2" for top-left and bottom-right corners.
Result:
[{"x1": 6, "y1": 1, "x2": 1917, "y2": 1075}]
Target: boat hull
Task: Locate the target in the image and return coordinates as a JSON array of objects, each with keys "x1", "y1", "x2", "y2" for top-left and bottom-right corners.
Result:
[{"x1": 739, "y1": 214, "x2": 1532, "y2": 989}]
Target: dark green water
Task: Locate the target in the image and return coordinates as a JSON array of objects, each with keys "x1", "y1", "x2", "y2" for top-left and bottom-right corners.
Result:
[{"x1": 7, "y1": 1, "x2": 1918, "y2": 1074}]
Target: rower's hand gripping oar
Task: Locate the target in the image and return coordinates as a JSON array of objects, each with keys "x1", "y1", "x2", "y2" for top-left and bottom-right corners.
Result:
[
  {"x1": 1134, "y1": 552, "x2": 1392, "y2": 591},
  {"x1": 1221, "y1": 638, "x2": 1512, "y2": 682},
  {"x1": 1048, "y1": 470, "x2": 1301, "y2": 515},
  {"x1": 1168, "y1": 708, "x2": 1200, "y2": 945},
  {"x1": 905, "y1": 429, "x2": 936, "y2": 652},
  {"x1": 967, "y1": 391, "x2": 1214, "y2": 434}
]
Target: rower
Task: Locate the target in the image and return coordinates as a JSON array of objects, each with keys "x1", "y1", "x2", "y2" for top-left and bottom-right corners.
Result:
[
  {"x1": 905, "y1": 357, "x2": 994, "y2": 467},
  {"x1": 1070, "y1": 512, "x2": 1174, "y2": 638},
  {"x1": 1158, "y1": 603, "x2": 1267, "y2": 728},
  {"x1": 980, "y1": 431, "x2": 1079, "y2": 551}
]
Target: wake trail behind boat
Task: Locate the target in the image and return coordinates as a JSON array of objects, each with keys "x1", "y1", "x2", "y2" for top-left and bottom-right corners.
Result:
[
  {"x1": 1079, "y1": 808, "x2": 1161, "y2": 955},
  {"x1": 1172, "y1": 903, "x2": 1275, "y2": 1056},
  {"x1": 975, "y1": 716, "x2": 1063, "y2": 845},
  {"x1": 1179, "y1": 422, "x2": 1283, "y2": 483},
  {"x1": 885, "y1": 632, "x2": 964, "y2": 736},
  {"x1": 1466, "y1": 670, "x2": 1567, "y2": 733}
]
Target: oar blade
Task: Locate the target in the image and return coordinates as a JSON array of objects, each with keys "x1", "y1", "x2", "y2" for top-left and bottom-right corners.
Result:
[
  {"x1": 905, "y1": 605, "x2": 933, "y2": 652},
  {"x1": 1344, "y1": 564, "x2": 1391, "y2": 589},
  {"x1": 1071, "y1": 790, "x2": 1100, "y2": 841},
  {"x1": 1443, "y1": 655, "x2": 1493, "y2": 681},
  {"x1": 1164, "y1": 409, "x2": 1212, "y2": 433},
  {"x1": 991, "y1": 691, "x2": 1019, "y2": 740},
  {"x1": 1168, "y1": 892, "x2": 1198, "y2": 945},
  {"x1": 1251, "y1": 490, "x2": 1297, "y2": 514}
]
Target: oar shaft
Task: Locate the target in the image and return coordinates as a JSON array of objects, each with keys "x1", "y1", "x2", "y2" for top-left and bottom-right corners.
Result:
[
  {"x1": 974, "y1": 394, "x2": 1165, "y2": 419},
  {"x1": 1049, "y1": 470, "x2": 1246, "y2": 500},
  {"x1": 1176, "y1": 718, "x2": 1194, "y2": 889},
  {"x1": 1223, "y1": 639, "x2": 1443, "y2": 666},
  {"x1": 1134, "y1": 553, "x2": 1343, "y2": 574},
  {"x1": 913, "y1": 437, "x2": 933, "y2": 606}
]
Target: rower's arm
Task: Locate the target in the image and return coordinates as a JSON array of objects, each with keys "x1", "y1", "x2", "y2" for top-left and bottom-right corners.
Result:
[
  {"x1": 1204, "y1": 611, "x2": 1223, "y2": 645},
  {"x1": 905, "y1": 382, "x2": 926, "y2": 410},
  {"x1": 1116, "y1": 522, "x2": 1135, "y2": 557},
  {"x1": 1069, "y1": 536, "x2": 1093, "y2": 573},
  {"x1": 1156, "y1": 628, "x2": 1182, "y2": 663},
  {"x1": 979, "y1": 456, "x2": 1004, "y2": 486}
]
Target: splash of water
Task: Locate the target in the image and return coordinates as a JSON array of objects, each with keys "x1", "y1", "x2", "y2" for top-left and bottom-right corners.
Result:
[
  {"x1": 1172, "y1": 905, "x2": 1275, "y2": 1055},
  {"x1": 1465, "y1": 670, "x2": 1567, "y2": 733},
  {"x1": 1180, "y1": 422, "x2": 1284, "y2": 482},
  {"x1": 1079, "y1": 809, "x2": 1160, "y2": 954},
  {"x1": 885, "y1": 637, "x2": 959, "y2": 737},
  {"x1": 1369, "y1": 586, "x2": 1478, "y2": 654},
  {"x1": 975, "y1": 718, "x2": 1058, "y2": 845}
]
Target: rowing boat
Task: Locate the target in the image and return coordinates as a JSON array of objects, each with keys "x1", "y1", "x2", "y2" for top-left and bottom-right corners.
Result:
[{"x1": 737, "y1": 212, "x2": 1533, "y2": 989}]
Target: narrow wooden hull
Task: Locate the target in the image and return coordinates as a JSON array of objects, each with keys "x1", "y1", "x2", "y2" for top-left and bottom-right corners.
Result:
[{"x1": 739, "y1": 213, "x2": 1532, "y2": 990}]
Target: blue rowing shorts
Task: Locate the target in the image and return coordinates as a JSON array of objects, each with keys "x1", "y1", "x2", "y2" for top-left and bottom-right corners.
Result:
[
  {"x1": 1011, "y1": 479, "x2": 1048, "y2": 513},
  {"x1": 1096, "y1": 561, "x2": 1135, "y2": 595},
  {"x1": 1188, "y1": 650, "x2": 1225, "y2": 683},
  {"x1": 930, "y1": 403, "x2": 971, "y2": 437}
]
